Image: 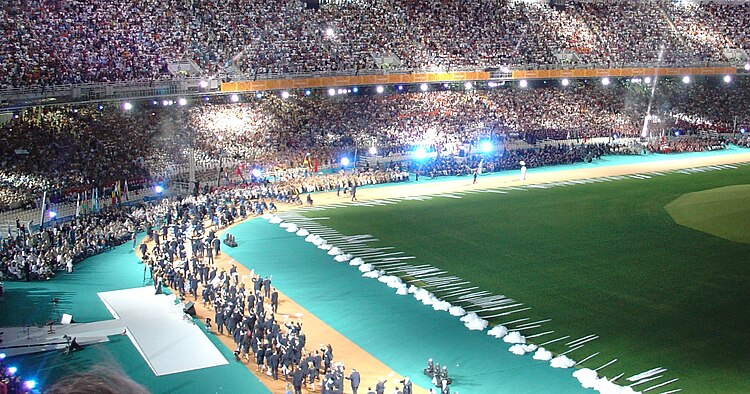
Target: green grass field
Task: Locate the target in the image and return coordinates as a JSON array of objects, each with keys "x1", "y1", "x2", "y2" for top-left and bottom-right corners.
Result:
[{"x1": 303, "y1": 167, "x2": 750, "y2": 393}]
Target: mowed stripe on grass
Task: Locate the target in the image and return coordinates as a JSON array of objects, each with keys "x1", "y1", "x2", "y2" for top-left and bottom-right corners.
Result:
[{"x1": 303, "y1": 167, "x2": 750, "y2": 393}]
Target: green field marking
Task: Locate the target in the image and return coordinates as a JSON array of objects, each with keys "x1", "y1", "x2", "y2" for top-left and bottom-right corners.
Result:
[
  {"x1": 665, "y1": 185, "x2": 750, "y2": 244},
  {"x1": 302, "y1": 167, "x2": 750, "y2": 393}
]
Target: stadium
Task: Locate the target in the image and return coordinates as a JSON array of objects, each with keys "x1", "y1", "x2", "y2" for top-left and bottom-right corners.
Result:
[{"x1": 1, "y1": 0, "x2": 750, "y2": 393}]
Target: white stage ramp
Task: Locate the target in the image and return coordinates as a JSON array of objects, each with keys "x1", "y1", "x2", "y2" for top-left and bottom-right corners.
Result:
[{"x1": 98, "y1": 287, "x2": 228, "y2": 376}]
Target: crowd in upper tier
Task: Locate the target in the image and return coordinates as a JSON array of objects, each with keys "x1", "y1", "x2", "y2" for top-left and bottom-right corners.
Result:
[{"x1": 0, "y1": 0, "x2": 749, "y2": 88}]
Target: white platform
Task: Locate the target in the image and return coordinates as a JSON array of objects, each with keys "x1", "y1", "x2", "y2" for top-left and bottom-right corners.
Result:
[{"x1": 97, "y1": 286, "x2": 228, "y2": 376}]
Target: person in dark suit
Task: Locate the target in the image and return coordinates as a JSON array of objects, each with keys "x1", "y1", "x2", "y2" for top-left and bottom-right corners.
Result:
[
  {"x1": 346, "y1": 368, "x2": 361, "y2": 394},
  {"x1": 401, "y1": 377, "x2": 412, "y2": 394}
]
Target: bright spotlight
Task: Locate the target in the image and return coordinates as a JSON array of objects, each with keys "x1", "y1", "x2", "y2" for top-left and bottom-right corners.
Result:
[
  {"x1": 376, "y1": 85, "x2": 384, "y2": 94},
  {"x1": 256, "y1": 92, "x2": 263, "y2": 99},
  {"x1": 154, "y1": 185, "x2": 164, "y2": 194},
  {"x1": 123, "y1": 102, "x2": 133, "y2": 111},
  {"x1": 48, "y1": 211, "x2": 57, "y2": 219},
  {"x1": 199, "y1": 80, "x2": 209, "y2": 88},
  {"x1": 281, "y1": 91, "x2": 290, "y2": 99},
  {"x1": 397, "y1": 85, "x2": 404, "y2": 91},
  {"x1": 230, "y1": 94, "x2": 240, "y2": 103},
  {"x1": 420, "y1": 83, "x2": 428, "y2": 92},
  {"x1": 487, "y1": 81, "x2": 498, "y2": 88},
  {"x1": 305, "y1": 89, "x2": 311, "y2": 96},
  {"x1": 178, "y1": 98, "x2": 187, "y2": 106},
  {"x1": 168, "y1": 100, "x2": 174, "y2": 106},
  {"x1": 682, "y1": 75, "x2": 691, "y2": 84},
  {"x1": 741, "y1": 128, "x2": 747, "y2": 134},
  {"x1": 0, "y1": 353, "x2": 5, "y2": 360},
  {"x1": 152, "y1": 100, "x2": 158, "y2": 105},
  {"x1": 352, "y1": 87, "x2": 359, "y2": 93},
  {"x1": 368, "y1": 146, "x2": 378, "y2": 155},
  {"x1": 443, "y1": 83, "x2": 449, "y2": 88},
  {"x1": 602, "y1": 77, "x2": 611, "y2": 86},
  {"x1": 8, "y1": 366, "x2": 17, "y2": 375},
  {"x1": 519, "y1": 79, "x2": 528, "y2": 88},
  {"x1": 340, "y1": 157, "x2": 350, "y2": 166},
  {"x1": 162, "y1": 99, "x2": 169, "y2": 106},
  {"x1": 644, "y1": 77, "x2": 652, "y2": 84},
  {"x1": 328, "y1": 88, "x2": 336, "y2": 96},
  {"x1": 745, "y1": 63, "x2": 750, "y2": 71},
  {"x1": 480, "y1": 140, "x2": 493, "y2": 153},
  {"x1": 24, "y1": 380, "x2": 37, "y2": 390},
  {"x1": 561, "y1": 78, "x2": 570, "y2": 87},
  {"x1": 251, "y1": 168, "x2": 262, "y2": 177},
  {"x1": 414, "y1": 146, "x2": 428, "y2": 160},
  {"x1": 464, "y1": 81, "x2": 473, "y2": 90},
  {"x1": 724, "y1": 75, "x2": 732, "y2": 83}
]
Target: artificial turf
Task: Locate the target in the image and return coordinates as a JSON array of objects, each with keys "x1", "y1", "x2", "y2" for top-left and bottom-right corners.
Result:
[{"x1": 303, "y1": 166, "x2": 750, "y2": 393}]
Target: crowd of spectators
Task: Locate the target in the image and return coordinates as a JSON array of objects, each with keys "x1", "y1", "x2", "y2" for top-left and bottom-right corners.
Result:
[
  {"x1": 3, "y1": 77, "x2": 750, "y2": 212},
  {"x1": 1, "y1": 0, "x2": 749, "y2": 89}
]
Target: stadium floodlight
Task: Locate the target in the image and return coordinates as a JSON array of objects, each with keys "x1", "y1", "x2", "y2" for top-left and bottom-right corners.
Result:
[
  {"x1": 601, "y1": 77, "x2": 611, "y2": 86},
  {"x1": 420, "y1": 83, "x2": 429, "y2": 92},
  {"x1": 24, "y1": 381, "x2": 37, "y2": 390},
  {"x1": 340, "y1": 157, "x2": 350, "y2": 166},
  {"x1": 123, "y1": 102, "x2": 133, "y2": 111},
  {"x1": 368, "y1": 146, "x2": 378, "y2": 155},
  {"x1": 199, "y1": 80, "x2": 209, "y2": 88},
  {"x1": 561, "y1": 78, "x2": 570, "y2": 87},
  {"x1": 682, "y1": 75, "x2": 691, "y2": 84},
  {"x1": 251, "y1": 168, "x2": 262, "y2": 177},
  {"x1": 328, "y1": 88, "x2": 336, "y2": 96},
  {"x1": 376, "y1": 85, "x2": 384, "y2": 94},
  {"x1": 519, "y1": 79, "x2": 528, "y2": 88},
  {"x1": 414, "y1": 146, "x2": 428, "y2": 160},
  {"x1": 281, "y1": 91, "x2": 290, "y2": 99},
  {"x1": 480, "y1": 140, "x2": 493, "y2": 153},
  {"x1": 230, "y1": 94, "x2": 240, "y2": 103},
  {"x1": 464, "y1": 81, "x2": 473, "y2": 90},
  {"x1": 178, "y1": 98, "x2": 187, "y2": 106},
  {"x1": 724, "y1": 75, "x2": 732, "y2": 83}
]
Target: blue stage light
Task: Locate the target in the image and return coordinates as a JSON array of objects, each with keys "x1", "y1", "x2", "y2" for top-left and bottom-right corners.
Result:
[
  {"x1": 414, "y1": 147, "x2": 428, "y2": 160},
  {"x1": 480, "y1": 141, "x2": 493, "y2": 153},
  {"x1": 340, "y1": 157, "x2": 350, "y2": 166},
  {"x1": 154, "y1": 185, "x2": 164, "y2": 194}
]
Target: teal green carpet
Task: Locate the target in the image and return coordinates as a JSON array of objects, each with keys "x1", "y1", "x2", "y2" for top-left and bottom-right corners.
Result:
[
  {"x1": 1, "y1": 235, "x2": 269, "y2": 394},
  {"x1": 223, "y1": 222, "x2": 587, "y2": 394}
]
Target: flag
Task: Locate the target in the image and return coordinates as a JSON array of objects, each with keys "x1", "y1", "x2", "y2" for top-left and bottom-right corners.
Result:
[
  {"x1": 124, "y1": 179, "x2": 130, "y2": 201},
  {"x1": 116, "y1": 181, "x2": 122, "y2": 205},
  {"x1": 93, "y1": 188, "x2": 99, "y2": 212},
  {"x1": 39, "y1": 191, "x2": 47, "y2": 229},
  {"x1": 75, "y1": 193, "x2": 80, "y2": 217}
]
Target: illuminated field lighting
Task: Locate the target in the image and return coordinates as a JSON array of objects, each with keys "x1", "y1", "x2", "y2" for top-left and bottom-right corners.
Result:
[
  {"x1": 178, "y1": 98, "x2": 187, "y2": 106},
  {"x1": 251, "y1": 168, "x2": 262, "y2": 177},
  {"x1": 154, "y1": 185, "x2": 164, "y2": 194},
  {"x1": 368, "y1": 146, "x2": 378, "y2": 155},
  {"x1": 519, "y1": 79, "x2": 528, "y2": 88},
  {"x1": 230, "y1": 94, "x2": 240, "y2": 103},
  {"x1": 724, "y1": 75, "x2": 732, "y2": 83},
  {"x1": 340, "y1": 157, "x2": 350, "y2": 166},
  {"x1": 123, "y1": 102, "x2": 133, "y2": 111},
  {"x1": 682, "y1": 75, "x2": 691, "y2": 84},
  {"x1": 561, "y1": 78, "x2": 570, "y2": 87},
  {"x1": 281, "y1": 91, "x2": 290, "y2": 99},
  {"x1": 420, "y1": 83, "x2": 428, "y2": 92},
  {"x1": 376, "y1": 85, "x2": 384, "y2": 94},
  {"x1": 601, "y1": 77, "x2": 611, "y2": 86},
  {"x1": 414, "y1": 146, "x2": 428, "y2": 160},
  {"x1": 328, "y1": 88, "x2": 336, "y2": 96},
  {"x1": 480, "y1": 140, "x2": 493, "y2": 153},
  {"x1": 199, "y1": 80, "x2": 208, "y2": 88},
  {"x1": 464, "y1": 81, "x2": 473, "y2": 90}
]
